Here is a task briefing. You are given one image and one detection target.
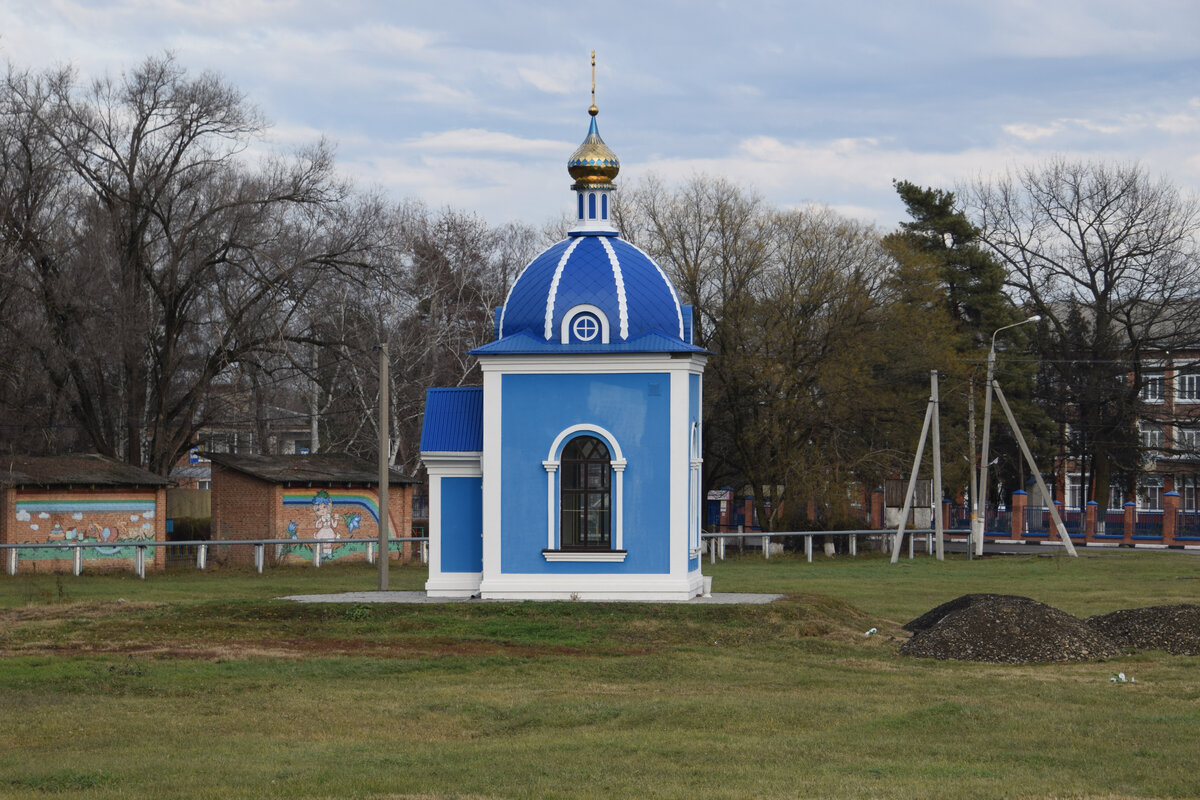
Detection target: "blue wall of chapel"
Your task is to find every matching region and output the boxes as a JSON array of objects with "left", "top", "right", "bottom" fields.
[
  {"left": 500, "top": 372, "right": 672, "bottom": 574},
  {"left": 441, "top": 476, "right": 483, "bottom": 573}
]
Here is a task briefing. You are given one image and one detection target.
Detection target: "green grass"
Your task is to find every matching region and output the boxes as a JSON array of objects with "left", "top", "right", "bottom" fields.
[{"left": 1, "top": 551, "right": 1198, "bottom": 799}]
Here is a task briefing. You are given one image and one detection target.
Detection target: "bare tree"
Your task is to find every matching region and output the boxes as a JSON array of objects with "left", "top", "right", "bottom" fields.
[
  {"left": 0, "top": 55, "right": 390, "bottom": 473},
  {"left": 968, "top": 158, "right": 1200, "bottom": 503},
  {"left": 308, "top": 202, "right": 538, "bottom": 473}
]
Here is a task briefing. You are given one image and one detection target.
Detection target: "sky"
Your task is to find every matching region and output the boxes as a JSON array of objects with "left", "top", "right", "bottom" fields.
[{"left": 2, "top": 0, "right": 1198, "bottom": 231}]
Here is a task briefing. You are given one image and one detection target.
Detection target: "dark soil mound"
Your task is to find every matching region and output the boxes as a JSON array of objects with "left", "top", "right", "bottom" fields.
[
  {"left": 1086, "top": 604, "right": 1200, "bottom": 655},
  {"left": 900, "top": 594, "right": 1123, "bottom": 663},
  {"left": 902, "top": 593, "right": 1031, "bottom": 633}
]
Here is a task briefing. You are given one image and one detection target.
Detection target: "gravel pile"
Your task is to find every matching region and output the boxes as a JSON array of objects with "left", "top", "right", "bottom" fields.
[
  {"left": 900, "top": 594, "right": 1124, "bottom": 663},
  {"left": 1086, "top": 604, "right": 1200, "bottom": 656}
]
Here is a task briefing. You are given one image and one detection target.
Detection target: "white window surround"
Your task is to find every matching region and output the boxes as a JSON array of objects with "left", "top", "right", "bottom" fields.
[
  {"left": 560, "top": 304, "right": 611, "bottom": 344},
  {"left": 541, "top": 424, "right": 627, "bottom": 562},
  {"left": 1141, "top": 373, "right": 1165, "bottom": 403},
  {"left": 1178, "top": 372, "right": 1200, "bottom": 402}
]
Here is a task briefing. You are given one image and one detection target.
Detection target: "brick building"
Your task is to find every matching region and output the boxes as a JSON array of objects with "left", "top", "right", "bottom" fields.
[
  {"left": 0, "top": 455, "right": 168, "bottom": 572},
  {"left": 208, "top": 453, "right": 418, "bottom": 566}
]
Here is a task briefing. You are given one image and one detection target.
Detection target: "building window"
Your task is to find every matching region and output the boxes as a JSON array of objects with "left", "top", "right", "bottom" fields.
[
  {"left": 1182, "top": 476, "right": 1199, "bottom": 510},
  {"left": 601, "top": 193, "right": 608, "bottom": 219},
  {"left": 589, "top": 193, "right": 596, "bottom": 219},
  {"left": 1065, "top": 474, "right": 1082, "bottom": 509},
  {"left": 1177, "top": 427, "right": 1200, "bottom": 455},
  {"left": 1178, "top": 372, "right": 1200, "bottom": 402},
  {"left": 578, "top": 192, "right": 584, "bottom": 220},
  {"left": 1139, "top": 477, "right": 1163, "bottom": 510},
  {"left": 560, "top": 436, "right": 611, "bottom": 549},
  {"left": 1141, "top": 373, "right": 1165, "bottom": 403},
  {"left": 1139, "top": 421, "right": 1164, "bottom": 452},
  {"left": 542, "top": 424, "right": 627, "bottom": 561},
  {"left": 571, "top": 313, "right": 600, "bottom": 342}
]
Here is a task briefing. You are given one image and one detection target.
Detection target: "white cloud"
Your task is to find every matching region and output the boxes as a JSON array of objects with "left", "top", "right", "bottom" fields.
[
  {"left": 16, "top": 510, "right": 30, "bottom": 522},
  {"left": 401, "top": 129, "right": 572, "bottom": 157},
  {"left": 518, "top": 67, "right": 570, "bottom": 95},
  {"left": 1004, "top": 122, "right": 1063, "bottom": 141}
]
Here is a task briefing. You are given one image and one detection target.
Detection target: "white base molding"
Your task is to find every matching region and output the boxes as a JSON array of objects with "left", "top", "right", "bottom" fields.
[
  {"left": 478, "top": 570, "right": 704, "bottom": 601},
  {"left": 425, "top": 572, "right": 483, "bottom": 598}
]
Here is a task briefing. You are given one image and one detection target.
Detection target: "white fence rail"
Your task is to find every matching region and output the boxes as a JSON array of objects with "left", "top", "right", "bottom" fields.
[
  {"left": 0, "top": 537, "right": 429, "bottom": 579},
  {"left": 702, "top": 529, "right": 930, "bottom": 562}
]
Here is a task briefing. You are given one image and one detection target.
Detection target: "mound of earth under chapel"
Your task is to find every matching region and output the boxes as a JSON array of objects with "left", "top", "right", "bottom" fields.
[{"left": 899, "top": 594, "right": 1124, "bottom": 663}]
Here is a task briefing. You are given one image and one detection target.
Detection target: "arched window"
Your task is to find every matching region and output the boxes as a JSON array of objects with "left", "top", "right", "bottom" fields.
[
  {"left": 560, "top": 436, "right": 611, "bottom": 549},
  {"left": 577, "top": 192, "right": 584, "bottom": 220},
  {"left": 601, "top": 193, "right": 608, "bottom": 219},
  {"left": 588, "top": 193, "right": 596, "bottom": 219}
]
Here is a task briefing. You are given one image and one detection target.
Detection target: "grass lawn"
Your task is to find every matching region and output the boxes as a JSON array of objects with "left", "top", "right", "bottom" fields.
[{"left": 1, "top": 551, "right": 1198, "bottom": 799}]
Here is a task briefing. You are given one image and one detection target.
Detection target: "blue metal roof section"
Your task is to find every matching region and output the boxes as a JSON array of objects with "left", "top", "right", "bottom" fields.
[
  {"left": 420, "top": 387, "right": 483, "bottom": 452},
  {"left": 491, "top": 234, "right": 695, "bottom": 353}
]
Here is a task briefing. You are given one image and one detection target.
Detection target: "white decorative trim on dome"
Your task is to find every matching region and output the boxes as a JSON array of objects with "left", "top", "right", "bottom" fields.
[
  {"left": 599, "top": 236, "right": 630, "bottom": 340},
  {"left": 622, "top": 239, "right": 685, "bottom": 340},
  {"left": 499, "top": 240, "right": 569, "bottom": 339},
  {"left": 543, "top": 237, "right": 583, "bottom": 340}
]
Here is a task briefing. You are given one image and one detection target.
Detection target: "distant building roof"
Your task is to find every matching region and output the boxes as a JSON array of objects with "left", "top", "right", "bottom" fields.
[
  {"left": 420, "top": 387, "right": 483, "bottom": 452},
  {"left": 207, "top": 453, "right": 417, "bottom": 486},
  {"left": 169, "top": 463, "right": 212, "bottom": 481},
  {"left": 0, "top": 454, "right": 169, "bottom": 488}
]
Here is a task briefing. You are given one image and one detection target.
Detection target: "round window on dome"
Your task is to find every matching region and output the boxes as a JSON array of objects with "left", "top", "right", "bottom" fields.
[{"left": 572, "top": 313, "right": 601, "bottom": 342}]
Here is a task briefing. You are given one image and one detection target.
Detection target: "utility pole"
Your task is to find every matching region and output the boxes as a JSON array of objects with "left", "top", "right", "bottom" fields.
[
  {"left": 378, "top": 342, "right": 390, "bottom": 591},
  {"left": 310, "top": 342, "right": 320, "bottom": 454},
  {"left": 967, "top": 376, "right": 977, "bottom": 560},
  {"left": 931, "top": 370, "right": 944, "bottom": 561}
]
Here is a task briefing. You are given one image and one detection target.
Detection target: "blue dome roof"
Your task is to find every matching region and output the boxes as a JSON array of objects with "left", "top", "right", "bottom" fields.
[{"left": 495, "top": 234, "right": 687, "bottom": 349}]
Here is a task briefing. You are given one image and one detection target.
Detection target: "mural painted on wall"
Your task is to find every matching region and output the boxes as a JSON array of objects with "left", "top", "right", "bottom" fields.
[
  {"left": 12, "top": 497, "right": 157, "bottom": 560},
  {"left": 277, "top": 489, "right": 393, "bottom": 563}
]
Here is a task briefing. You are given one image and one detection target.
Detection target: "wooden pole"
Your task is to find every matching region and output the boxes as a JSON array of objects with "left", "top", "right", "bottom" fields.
[
  {"left": 891, "top": 399, "right": 934, "bottom": 563},
  {"left": 931, "top": 370, "right": 944, "bottom": 561},
  {"left": 378, "top": 343, "right": 390, "bottom": 590},
  {"left": 992, "top": 380, "right": 1077, "bottom": 556}
]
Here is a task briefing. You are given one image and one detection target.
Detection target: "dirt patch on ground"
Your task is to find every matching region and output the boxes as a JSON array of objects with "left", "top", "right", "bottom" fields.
[
  {"left": 0, "top": 601, "right": 161, "bottom": 623},
  {"left": 1085, "top": 604, "right": 1200, "bottom": 655},
  {"left": 900, "top": 594, "right": 1124, "bottom": 663},
  {"left": 0, "top": 634, "right": 621, "bottom": 661}
]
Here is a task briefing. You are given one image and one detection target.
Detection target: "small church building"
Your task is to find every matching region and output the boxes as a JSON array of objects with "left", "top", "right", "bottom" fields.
[{"left": 420, "top": 89, "right": 708, "bottom": 600}]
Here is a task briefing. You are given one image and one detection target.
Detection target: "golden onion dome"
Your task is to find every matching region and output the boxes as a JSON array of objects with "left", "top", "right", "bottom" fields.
[{"left": 568, "top": 106, "right": 620, "bottom": 188}]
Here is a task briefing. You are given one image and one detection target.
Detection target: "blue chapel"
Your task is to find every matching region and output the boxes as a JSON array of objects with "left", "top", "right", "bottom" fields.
[{"left": 420, "top": 90, "right": 708, "bottom": 600}]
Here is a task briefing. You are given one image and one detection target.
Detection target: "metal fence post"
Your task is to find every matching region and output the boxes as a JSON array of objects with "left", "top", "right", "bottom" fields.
[
  {"left": 805, "top": 534, "right": 813, "bottom": 563},
  {"left": 255, "top": 544, "right": 265, "bottom": 573},
  {"left": 136, "top": 545, "right": 146, "bottom": 579},
  {"left": 7, "top": 548, "right": 17, "bottom": 576},
  {"left": 762, "top": 535, "right": 770, "bottom": 559},
  {"left": 420, "top": 540, "right": 429, "bottom": 565},
  {"left": 197, "top": 544, "right": 207, "bottom": 571},
  {"left": 73, "top": 546, "right": 82, "bottom": 576},
  {"left": 850, "top": 534, "right": 857, "bottom": 556},
  {"left": 719, "top": 536, "right": 726, "bottom": 560},
  {"left": 367, "top": 542, "right": 376, "bottom": 565},
  {"left": 313, "top": 543, "right": 322, "bottom": 568}
]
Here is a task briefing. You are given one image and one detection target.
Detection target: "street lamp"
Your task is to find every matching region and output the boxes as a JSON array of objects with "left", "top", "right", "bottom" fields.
[{"left": 975, "top": 315, "right": 1041, "bottom": 556}]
